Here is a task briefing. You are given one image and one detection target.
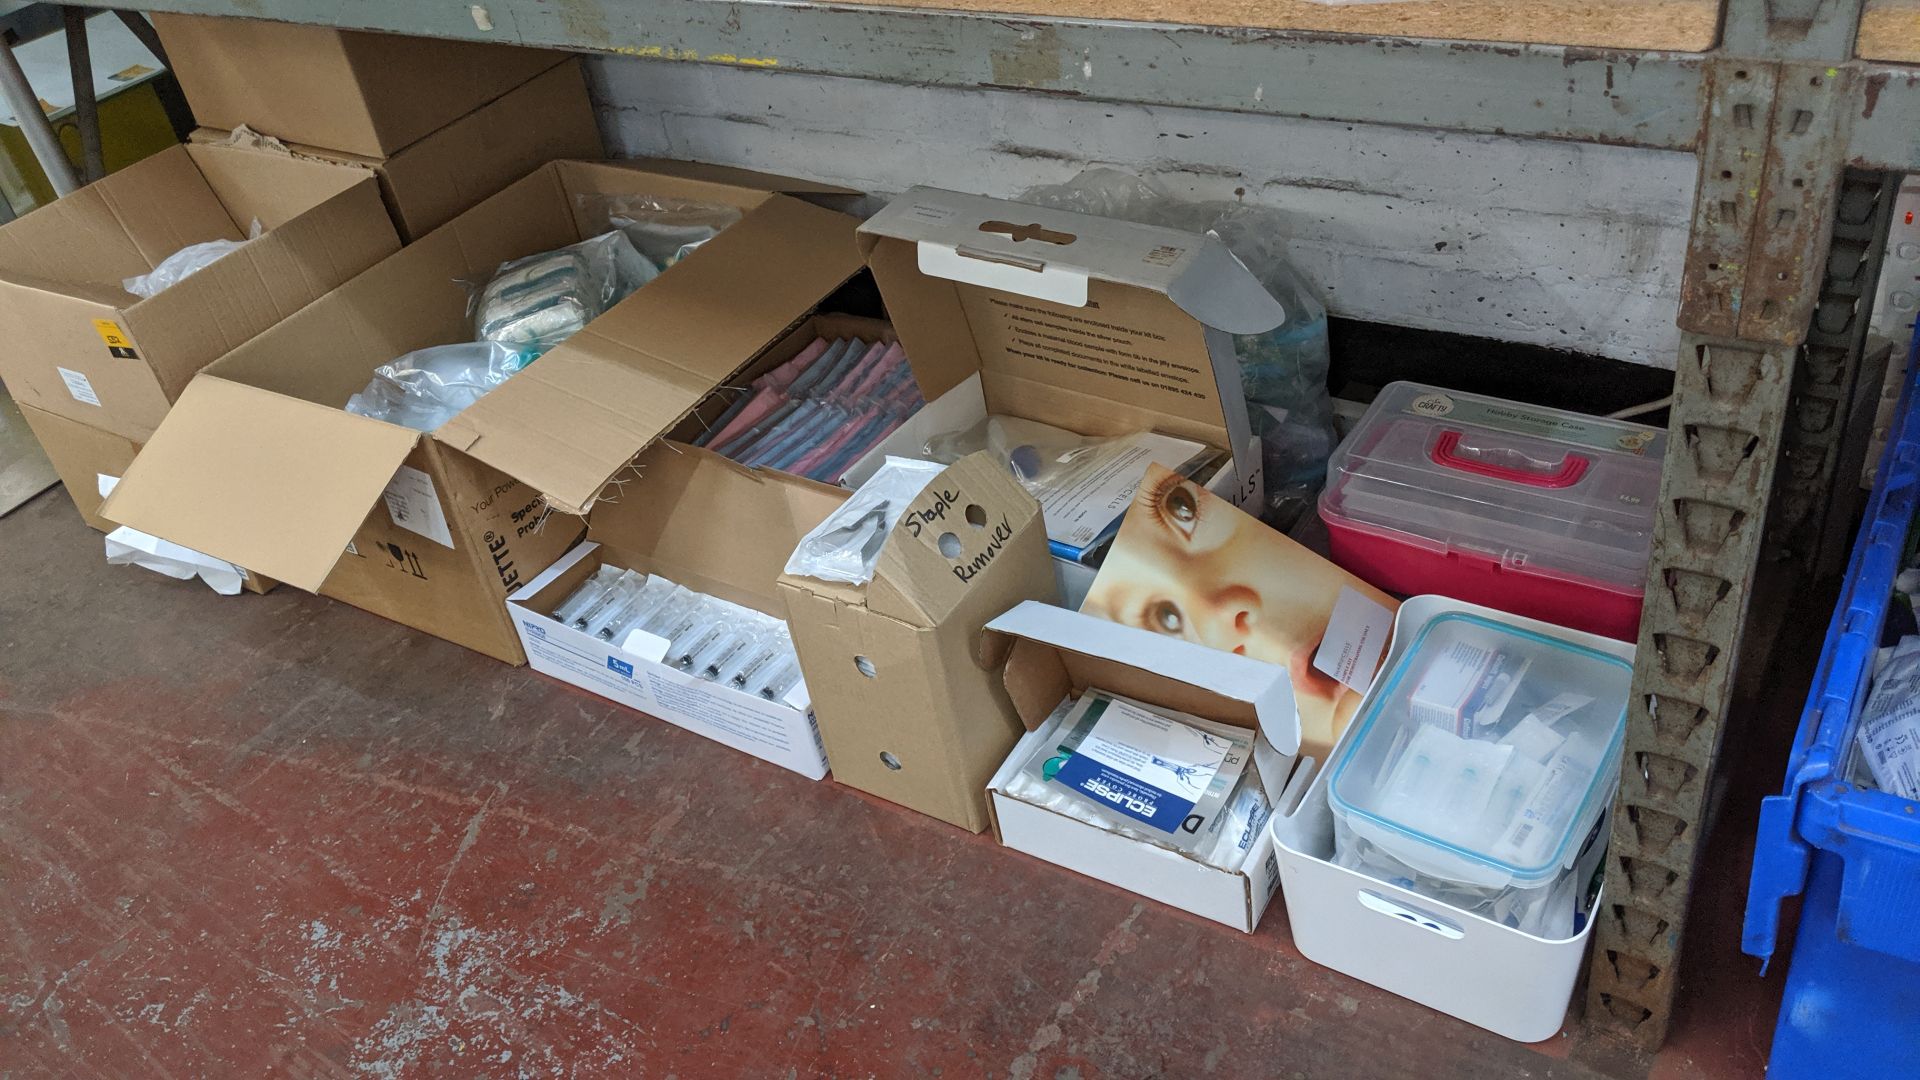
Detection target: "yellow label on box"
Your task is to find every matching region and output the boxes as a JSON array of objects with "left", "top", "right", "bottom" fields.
[
  {"left": 92, "top": 319, "right": 137, "bottom": 359},
  {"left": 109, "top": 64, "right": 155, "bottom": 82},
  {"left": 93, "top": 320, "right": 130, "bottom": 348}
]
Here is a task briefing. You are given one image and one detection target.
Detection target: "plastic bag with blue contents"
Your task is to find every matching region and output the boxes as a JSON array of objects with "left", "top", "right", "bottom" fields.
[
  {"left": 343, "top": 341, "right": 540, "bottom": 433},
  {"left": 472, "top": 230, "right": 656, "bottom": 355}
]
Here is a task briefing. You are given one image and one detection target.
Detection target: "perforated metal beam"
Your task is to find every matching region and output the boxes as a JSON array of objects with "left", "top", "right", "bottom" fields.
[{"left": 1586, "top": 0, "right": 1884, "bottom": 1034}]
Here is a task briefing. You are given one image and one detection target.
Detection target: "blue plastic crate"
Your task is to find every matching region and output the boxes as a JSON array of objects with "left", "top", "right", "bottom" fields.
[{"left": 1744, "top": 334, "right": 1920, "bottom": 1077}]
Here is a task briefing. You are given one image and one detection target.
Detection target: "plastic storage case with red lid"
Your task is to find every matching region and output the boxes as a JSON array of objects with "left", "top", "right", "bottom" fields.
[{"left": 1319, "top": 382, "right": 1663, "bottom": 641}]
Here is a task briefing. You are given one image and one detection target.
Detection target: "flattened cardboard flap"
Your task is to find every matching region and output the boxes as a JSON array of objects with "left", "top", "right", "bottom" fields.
[
  {"left": 987, "top": 600, "right": 1301, "bottom": 755},
  {"left": 865, "top": 452, "right": 1046, "bottom": 625},
  {"left": 858, "top": 187, "right": 1284, "bottom": 334},
  {"left": 101, "top": 377, "right": 421, "bottom": 591},
  {"left": 435, "top": 194, "right": 864, "bottom": 516}
]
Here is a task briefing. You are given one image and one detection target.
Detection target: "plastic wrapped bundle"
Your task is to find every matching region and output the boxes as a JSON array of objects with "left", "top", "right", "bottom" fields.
[
  {"left": 784, "top": 457, "right": 946, "bottom": 585},
  {"left": 344, "top": 341, "right": 537, "bottom": 432},
  {"left": 695, "top": 335, "right": 926, "bottom": 484},
  {"left": 1019, "top": 170, "right": 1335, "bottom": 525},
  {"left": 473, "top": 230, "right": 655, "bottom": 353},
  {"left": 577, "top": 192, "right": 744, "bottom": 270},
  {"left": 123, "top": 219, "right": 262, "bottom": 299}
]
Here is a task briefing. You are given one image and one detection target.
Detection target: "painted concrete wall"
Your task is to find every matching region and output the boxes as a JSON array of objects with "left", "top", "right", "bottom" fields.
[{"left": 586, "top": 58, "right": 1696, "bottom": 368}]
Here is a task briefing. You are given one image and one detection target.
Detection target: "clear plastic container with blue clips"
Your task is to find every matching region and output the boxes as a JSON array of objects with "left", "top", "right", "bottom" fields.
[{"left": 1328, "top": 612, "right": 1633, "bottom": 935}]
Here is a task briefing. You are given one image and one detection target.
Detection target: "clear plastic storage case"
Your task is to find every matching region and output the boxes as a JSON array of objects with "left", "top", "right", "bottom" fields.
[
  {"left": 1319, "top": 382, "right": 1664, "bottom": 640},
  {"left": 1328, "top": 612, "right": 1631, "bottom": 918}
]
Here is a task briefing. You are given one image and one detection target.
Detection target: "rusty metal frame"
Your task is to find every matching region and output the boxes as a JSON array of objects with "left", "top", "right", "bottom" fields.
[
  {"left": 1772, "top": 171, "right": 1898, "bottom": 572},
  {"left": 1587, "top": 0, "right": 1891, "bottom": 1043}
]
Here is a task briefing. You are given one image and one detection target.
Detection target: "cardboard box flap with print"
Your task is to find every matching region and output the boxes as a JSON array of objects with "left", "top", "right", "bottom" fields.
[
  {"left": 854, "top": 186, "right": 1281, "bottom": 510},
  {"left": 864, "top": 452, "right": 1045, "bottom": 625},
  {"left": 778, "top": 451, "right": 1058, "bottom": 834}
]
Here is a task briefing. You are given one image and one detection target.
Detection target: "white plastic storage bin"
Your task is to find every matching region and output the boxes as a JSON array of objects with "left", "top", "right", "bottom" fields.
[
  {"left": 1327, "top": 611, "right": 1630, "bottom": 935},
  {"left": 1271, "top": 595, "right": 1634, "bottom": 1042}
]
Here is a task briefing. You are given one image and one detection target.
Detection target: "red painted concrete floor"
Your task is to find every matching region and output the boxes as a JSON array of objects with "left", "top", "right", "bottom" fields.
[{"left": 1, "top": 490, "right": 1806, "bottom": 1078}]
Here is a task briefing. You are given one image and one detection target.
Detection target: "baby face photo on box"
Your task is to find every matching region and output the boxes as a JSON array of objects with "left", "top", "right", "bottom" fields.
[{"left": 1081, "top": 464, "right": 1398, "bottom": 754}]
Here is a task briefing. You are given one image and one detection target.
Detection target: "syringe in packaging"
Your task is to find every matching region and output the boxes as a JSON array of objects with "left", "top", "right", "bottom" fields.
[
  {"left": 754, "top": 657, "right": 803, "bottom": 702},
  {"left": 552, "top": 565, "right": 622, "bottom": 625},
  {"left": 571, "top": 569, "right": 644, "bottom": 630}
]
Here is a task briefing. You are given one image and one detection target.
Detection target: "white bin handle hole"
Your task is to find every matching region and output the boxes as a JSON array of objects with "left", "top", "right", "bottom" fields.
[{"left": 1356, "top": 890, "right": 1465, "bottom": 939}]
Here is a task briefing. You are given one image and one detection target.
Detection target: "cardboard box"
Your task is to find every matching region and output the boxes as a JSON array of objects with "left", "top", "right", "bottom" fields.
[
  {"left": 1271, "top": 594, "right": 1627, "bottom": 1041},
  {"left": 852, "top": 186, "right": 1276, "bottom": 512},
  {"left": 0, "top": 142, "right": 399, "bottom": 442},
  {"left": 779, "top": 453, "right": 1061, "bottom": 832},
  {"left": 152, "top": 13, "right": 565, "bottom": 159},
  {"left": 196, "top": 60, "right": 605, "bottom": 242},
  {"left": 510, "top": 442, "right": 849, "bottom": 777},
  {"left": 16, "top": 401, "right": 136, "bottom": 532},
  {"left": 983, "top": 600, "right": 1301, "bottom": 932},
  {"left": 16, "top": 403, "right": 273, "bottom": 592},
  {"left": 102, "top": 159, "right": 865, "bottom": 662}
]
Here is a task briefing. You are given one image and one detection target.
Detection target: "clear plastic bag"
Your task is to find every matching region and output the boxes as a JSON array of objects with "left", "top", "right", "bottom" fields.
[
  {"left": 925, "top": 415, "right": 1121, "bottom": 488},
  {"left": 576, "top": 192, "right": 743, "bottom": 271},
  {"left": 785, "top": 457, "right": 945, "bottom": 585},
  {"left": 472, "top": 230, "right": 655, "bottom": 354},
  {"left": 1019, "top": 170, "right": 1335, "bottom": 526},
  {"left": 123, "top": 219, "right": 262, "bottom": 299},
  {"left": 344, "top": 341, "right": 537, "bottom": 432}
]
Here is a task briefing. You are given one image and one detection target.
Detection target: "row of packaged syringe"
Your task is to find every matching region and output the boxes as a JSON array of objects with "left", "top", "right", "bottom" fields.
[{"left": 552, "top": 565, "right": 805, "bottom": 704}]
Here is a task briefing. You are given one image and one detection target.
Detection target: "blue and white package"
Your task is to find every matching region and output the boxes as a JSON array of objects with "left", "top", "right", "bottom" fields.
[{"left": 1012, "top": 690, "right": 1263, "bottom": 865}]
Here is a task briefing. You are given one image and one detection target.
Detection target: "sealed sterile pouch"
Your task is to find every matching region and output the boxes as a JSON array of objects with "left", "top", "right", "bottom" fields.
[
  {"left": 577, "top": 192, "right": 744, "bottom": 270},
  {"left": 123, "top": 219, "right": 263, "bottom": 299},
  {"left": 1856, "top": 634, "right": 1920, "bottom": 799},
  {"left": 784, "top": 457, "right": 945, "bottom": 584},
  {"left": 924, "top": 415, "right": 1213, "bottom": 561},
  {"left": 344, "top": 341, "right": 538, "bottom": 432},
  {"left": 472, "top": 230, "right": 655, "bottom": 353}
]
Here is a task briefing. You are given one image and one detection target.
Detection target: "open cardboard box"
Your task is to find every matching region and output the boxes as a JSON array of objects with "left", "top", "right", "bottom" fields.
[
  {"left": 17, "top": 401, "right": 144, "bottom": 534},
  {"left": 16, "top": 402, "right": 272, "bottom": 593},
  {"left": 153, "top": 12, "right": 566, "bottom": 159},
  {"left": 193, "top": 60, "right": 605, "bottom": 242},
  {"left": 850, "top": 186, "right": 1276, "bottom": 514},
  {"left": 983, "top": 600, "right": 1301, "bottom": 932},
  {"left": 102, "top": 158, "right": 865, "bottom": 663},
  {"left": 1270, "top": 594, "right": 1628, "bottom": 1042},
  {"left": 509, "top": 442, "right": 849, "bottom": 777},
  {"left": 0, "top": 142, "right": 400, "bottom": 441},
  {"left": 778, "top": 452, "right": 1059, "bottom": 832}
]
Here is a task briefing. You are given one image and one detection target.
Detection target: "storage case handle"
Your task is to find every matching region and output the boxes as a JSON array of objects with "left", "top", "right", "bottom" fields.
[
  {"left": 1356, "top": 890, "right": 1466, "bottom": 939},
  {"left": 1429, "top": 430, "right": 1589, "bottom": 489}
]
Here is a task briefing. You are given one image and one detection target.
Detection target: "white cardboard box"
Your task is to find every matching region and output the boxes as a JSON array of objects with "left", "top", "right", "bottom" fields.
[
  {"left": 983, "top": 600, "right": 1300, "bottom": 932},
  {"left": 510, "top": 541, "right": 829, "bottom": 779},
  {"left": 1270, "top": 593, "right": 1630, "bottom": 1042}
]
